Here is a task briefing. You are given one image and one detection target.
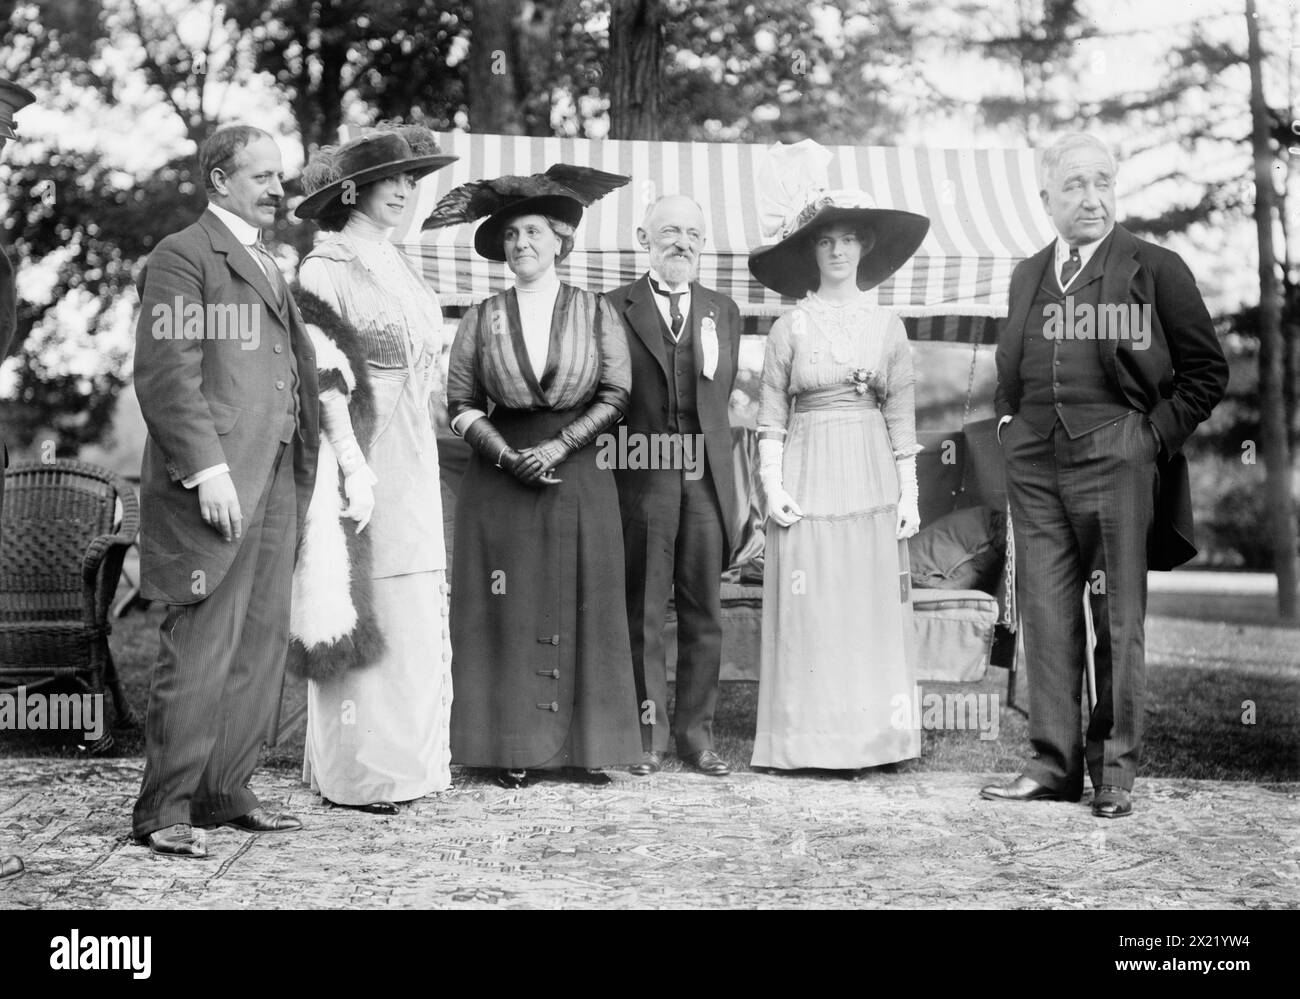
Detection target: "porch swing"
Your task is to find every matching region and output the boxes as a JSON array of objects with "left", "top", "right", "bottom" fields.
[{"left": 910, "top": 333, "right": 1021, "bottom": 705}]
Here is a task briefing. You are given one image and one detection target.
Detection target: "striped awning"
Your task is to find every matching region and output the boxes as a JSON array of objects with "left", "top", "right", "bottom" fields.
[{"left": 368, "top": 131, "right": 1056, "bottom": 342}]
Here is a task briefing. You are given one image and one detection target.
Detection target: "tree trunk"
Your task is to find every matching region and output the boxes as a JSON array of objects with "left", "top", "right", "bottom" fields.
[
  {"left": 1286, "top": 280, "right": 1299, "bottom": 452},
  {"left": 468, "top": 0, "right": 528, "bottom": 134},
  {"left": 608, "top": 0, "right": 662, "bottom": 140},
  {"left": 514, "top": 2, "right": 556, "bottom": 137},
  {"left": 315, "top": 10, "right": 350, "bottom": 148},
  {"left": 1246, "top": 0, "right": 1299, "bottom": 620}
]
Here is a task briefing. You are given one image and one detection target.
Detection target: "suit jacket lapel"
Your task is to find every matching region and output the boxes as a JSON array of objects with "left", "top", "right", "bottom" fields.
[
  {"left": 200, "top": 210, "right": 287, "bottom": 328},
  {"left": 624, "top": 275, "right": 670, "bottom": 381},
  {"left": 1098, "top": 224, "right": 1141, "bottom": 376},
  {"left": 689, "top": 284, "right": 708, "bottom": 381},
  {"left": 1006, "top": 242, "right": 1053, "bottom": 358},
  {"left": 1099, "top": 225, "right": 1140, "bottom": 310}
]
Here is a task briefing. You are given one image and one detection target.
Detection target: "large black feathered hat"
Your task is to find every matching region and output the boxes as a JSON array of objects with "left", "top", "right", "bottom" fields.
[{"left": 423, "top": 164, "right": 630, "bottom": 261}]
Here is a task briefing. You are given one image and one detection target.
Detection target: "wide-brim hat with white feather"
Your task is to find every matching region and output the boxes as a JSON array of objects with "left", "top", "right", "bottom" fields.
[
  {"left": 747, "top": 140, "right": 930, "bottom": 299},
  {"left": 295, "top": 125, "right": 457, "bottom": 221}
]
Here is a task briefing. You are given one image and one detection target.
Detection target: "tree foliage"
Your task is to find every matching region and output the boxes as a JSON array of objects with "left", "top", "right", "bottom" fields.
[{"left": 0, "top": 0, "right": 1291, "bottom": 464}]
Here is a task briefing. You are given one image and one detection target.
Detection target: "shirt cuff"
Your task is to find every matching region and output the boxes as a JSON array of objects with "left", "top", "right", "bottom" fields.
[{"left": 182, "top": 463, "right": 230, "bottom": 489}]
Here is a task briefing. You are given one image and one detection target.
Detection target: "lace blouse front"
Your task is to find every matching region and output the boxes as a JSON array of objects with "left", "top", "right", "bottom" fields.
[
  {"left": 298, "top": 212, "right": 444, "bottom": 378},
  {"left": 759, "top": 292, "right": 920, "bottom": 458}
]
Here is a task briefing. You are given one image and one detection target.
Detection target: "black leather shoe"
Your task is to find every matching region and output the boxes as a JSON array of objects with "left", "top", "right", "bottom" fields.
[
  {"left": 324, "top": 798, "right": 399, "bottom": 815},
  {"left": 629, "top": 751, "right": 662, "bottom": 777},
  {"left": 136, "top": 823, "right": 209, "bottom": 858},
  {"left": 566, "top": 768, "right": 612, "bottom": 786},
  {"left": 0, "top": 854, "right": 25, "bottom": 879},
  {"left": 1092, "top": 785, "right": 1133, "bottom": 819},
  {"left": 221, "top": 807, "right": 302, "bottom": 833},
  {"left": 681, "top": 749, "right": 731, "bottom": 776},
  {"left": 494, "top": 769, "right": 529, "bottom": 789},
  {"left": 979, "top": 773, "right": 1081, "bottom": 803}
]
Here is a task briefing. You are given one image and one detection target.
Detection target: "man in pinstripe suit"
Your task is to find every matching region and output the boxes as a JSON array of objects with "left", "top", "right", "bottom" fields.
[
  {"left": 131, "top": 125, "right": 319, "bottom": 857},
  {"left": 981, "top": 134, "right": 1226, "bottom": 818}
]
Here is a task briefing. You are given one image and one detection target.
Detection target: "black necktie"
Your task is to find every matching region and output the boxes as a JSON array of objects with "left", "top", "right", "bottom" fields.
[
  {"left": 650, "top": 278, "right": 685, "bottom": 339},
  {"left": 1060, "top": 246, "right": 1082, "bottom": 290}
]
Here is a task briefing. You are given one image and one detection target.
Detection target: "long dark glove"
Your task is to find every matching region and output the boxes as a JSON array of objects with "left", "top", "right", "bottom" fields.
[
  {"left": 462, "top": 416, "right": 558, "bottom": 486},
  {"left": 514, "top": 401, "right": 623, "bottom": 485}
]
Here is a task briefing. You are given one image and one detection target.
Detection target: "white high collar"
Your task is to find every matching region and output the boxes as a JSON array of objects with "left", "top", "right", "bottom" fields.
[
  {"left": 343, "top": 210, "right": 394, "bottom": 243},
  {"left": 207, "top": 202, "right": 261, "bottom": 246},
  {"left": 514, "top": 267, "right": 561, "bottom": 295}
]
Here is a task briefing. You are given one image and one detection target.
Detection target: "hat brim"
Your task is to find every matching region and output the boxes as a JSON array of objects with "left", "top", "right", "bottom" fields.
[
  {"left": 0, "top": 81, "right": 36, "bottom": 142},
  {"left": 294, "top": 154, "right": 458, "bottom": 220},
  {"left": 473, "top": 195, "right": 585, "bottom": 262},
  {"left": 748, "top": 206, "right": 930, "bottom": 299}
]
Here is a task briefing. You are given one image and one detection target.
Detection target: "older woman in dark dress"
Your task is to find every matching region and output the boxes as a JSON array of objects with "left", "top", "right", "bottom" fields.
[{"left": 436, "top": 171, "right": 641, "bottom": 788}]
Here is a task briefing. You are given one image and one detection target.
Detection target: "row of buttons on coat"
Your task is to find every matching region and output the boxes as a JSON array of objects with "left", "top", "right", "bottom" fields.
[{"left": 536, "top": 635, "right": 561, "bottom": 710}]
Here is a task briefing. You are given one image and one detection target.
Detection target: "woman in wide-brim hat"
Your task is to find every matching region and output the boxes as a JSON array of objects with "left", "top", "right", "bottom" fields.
[
  {"left": 430, "top": 164, "right": 643, "bottom": 789},
  {"left": 293, "top": 129, "right": 456, "bottom": 224},
  {"left": 747, "top": 196, "right": 929, "bottom": 300},
  {"left": 747, "top": 167, "right": 931, "bottom": 773},
  {"left": 290, "top": 123, "right": 458, "bottom": 813}
]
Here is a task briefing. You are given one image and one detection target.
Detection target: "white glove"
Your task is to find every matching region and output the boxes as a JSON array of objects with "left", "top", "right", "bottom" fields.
[
  {"left": 758, "top": 436, "right": 803, "bottom": 528},
  {"left": 896, "top": 454, "right": 920, "bottom": 540},
  {"left": 319, "top": 388, "right": 377, "bottom": 532},
  {"left": 332, "top": 431, "right": 367, "bottom": 477},
  {"left": 343, "top": 465, "right": 378, "bottom": 533}
]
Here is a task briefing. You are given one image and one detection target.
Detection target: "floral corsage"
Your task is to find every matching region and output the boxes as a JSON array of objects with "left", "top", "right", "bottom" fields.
[{"left": 847, "top": 367, "right": 881, "bottom": 396}]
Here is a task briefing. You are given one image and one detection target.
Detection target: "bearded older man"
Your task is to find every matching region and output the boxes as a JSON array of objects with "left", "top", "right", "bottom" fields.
[{"left": 607, "top": 194, "right": 742, "bottom": 777}]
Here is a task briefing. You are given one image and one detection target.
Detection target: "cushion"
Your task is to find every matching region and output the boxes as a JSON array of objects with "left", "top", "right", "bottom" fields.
[
  {"left": 916, "top": 429, "right": 966, "bottom": 525},
  {"left": 909, "top": 505, "right": 1006, "bottom": 592},
  {"left": 954, "top": 417, "right": 1007, "bottom": 512},
  {"left": 910, "top": 587, "right": 999, "bottom": 682}
]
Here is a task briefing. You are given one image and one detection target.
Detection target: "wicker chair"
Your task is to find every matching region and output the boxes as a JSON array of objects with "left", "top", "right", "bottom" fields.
[{"left": 1, "top": 459, "right": 139, "bottom": 731}]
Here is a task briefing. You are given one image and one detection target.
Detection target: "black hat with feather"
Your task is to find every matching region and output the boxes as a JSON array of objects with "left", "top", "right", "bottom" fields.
[
  {"left": 423, "top": 164, "right": 630, "bottom": 262},
  {"left": 0, "top": 79, "right": 35, "bottom": 141}
]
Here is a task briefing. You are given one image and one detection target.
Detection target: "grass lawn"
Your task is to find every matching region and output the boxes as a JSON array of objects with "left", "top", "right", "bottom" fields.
[{"left": 3, "top": 583, "right": 1297, "bottom": 784}]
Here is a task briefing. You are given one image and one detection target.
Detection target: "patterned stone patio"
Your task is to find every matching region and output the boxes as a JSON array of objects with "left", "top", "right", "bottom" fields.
[{"left": 1, "top": 760, "right": 1295, "bottom": 909}]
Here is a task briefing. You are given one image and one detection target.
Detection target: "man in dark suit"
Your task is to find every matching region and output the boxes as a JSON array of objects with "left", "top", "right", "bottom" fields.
[
  {"left": 981, "top": 133, "right": 1227, "bottom": 818},
  {"left": 608, "top": 194, "right": 742, "bottom": 777},
  {"left": 130, "top": 124, "right": 319, "bottom": 857},
  {"left": 0, "top": 76, "right": 36, "bottom": 882}
]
